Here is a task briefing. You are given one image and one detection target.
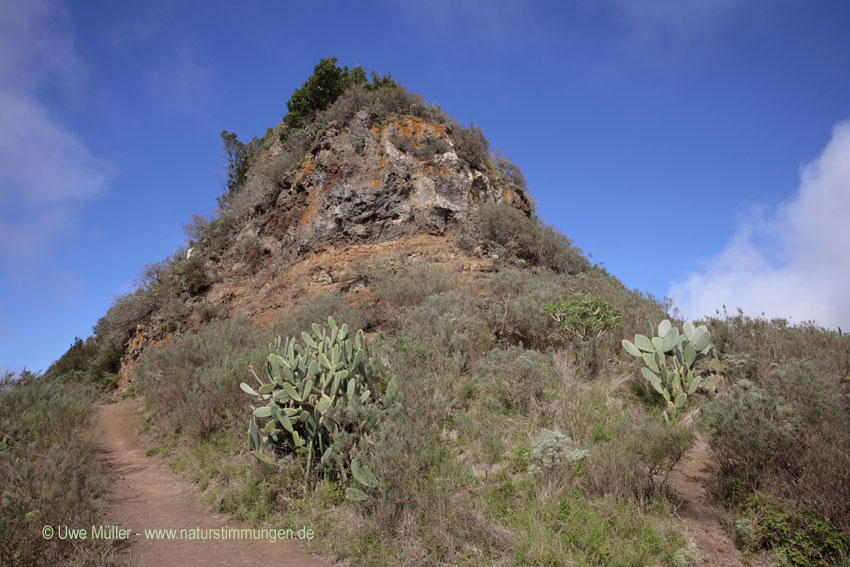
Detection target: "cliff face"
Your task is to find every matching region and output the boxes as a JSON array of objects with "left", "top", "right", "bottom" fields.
[{"left": 240, "top": 110, "right": 531, "bottom": 263}]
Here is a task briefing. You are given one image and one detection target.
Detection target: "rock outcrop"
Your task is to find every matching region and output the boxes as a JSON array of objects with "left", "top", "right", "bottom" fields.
[{"left": 243, "top": 110, "right": 531, "bottom": 263}]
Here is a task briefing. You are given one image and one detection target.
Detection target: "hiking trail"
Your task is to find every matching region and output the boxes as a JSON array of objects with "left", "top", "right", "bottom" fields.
[
  {"left": 92, "top": 400, "right": 329, "bottom": 567},
  {"left": 668, "top": 436, "right": 768, "bottom": 567}
]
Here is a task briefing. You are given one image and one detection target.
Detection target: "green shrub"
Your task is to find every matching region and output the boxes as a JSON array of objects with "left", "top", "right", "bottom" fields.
[
  {"left": 216, "top": 130, "right": 256, "bottom": 209},
  {"left": 672, "top": 545, "right": 699, "bottom": 567},
  {"left": 41, "top": 337, "right": 119, "bottom": 389},
  {"left": 584, "top": 409, "right": 692, "bottom": 505},
  {"left": 527, "top": 429, "right": 588, "bottom": 476},
  {"left": 402, "top": 292, "right": 495, "bottom": 377},
  {"left": 173, "top": 254, "right": 212, "bottom": 296},
  {"left": 134, "top": 319, "right": 267, "bottom": 439},
  {"left": 759, "top": 364, "right": 850, "bottom": 531},
  {"left": 0, "top": 371, "right": 96, "bottom": 451},
  {"left": 94, "top": 289, "right": 155, "bottom": 353},
  {"left": 492, "top": 153, "right": 528, "bottom": 194},
  {"left": 452, "top": 123, "right": 489, "bottom": 170},
  {"left": 489, "top": 478, "right": 684, "bottom": 567},
  {"left": 192, "top": 216, "right": 237, "bottom": 259},
  {"left": 482, "top": 270, "right": 565, "bottom": 349},
  {"left": 700, "top": 380, "right": 798, "bottom": 499},
  {"left": 42, "top": 337, "right": 97, "bottom": 380},
  {"left": 386, "top": 118, "right": 450, "bottom": 159},
  {"left": 1, "top": 442, "right": 111, "bottom": 566},
  {"left": 283, "top": 57, "right": 368, "bottom": 129},
  {"left": 545, "top": 296, "right": 622, "bottom": 342},
  {"left": 473, "top": 346, "right": 557, "bottom": 413},
  {"left": 706, "top": 310, "right": 850, "bottom": 381},
  {"left": 734, "top": 493, "right": 849, "bottom": 566},
  {"left": 479, "top": 200, "right": 589, "bottom": 273}
]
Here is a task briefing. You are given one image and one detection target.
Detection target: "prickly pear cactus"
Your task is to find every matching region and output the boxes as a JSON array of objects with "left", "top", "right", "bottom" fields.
[
  {"left": 241, "top": 316, "right": 397, "bottom": 499},
  {"left": 622, "top": 320, "right": 713, "bottom": 422}
]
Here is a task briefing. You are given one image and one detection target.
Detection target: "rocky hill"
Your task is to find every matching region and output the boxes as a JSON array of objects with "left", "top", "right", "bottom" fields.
[
  {"left": 116, "top": 74, "right": 542, "bottom": 386},
  {"left": 16, "top": 58, "right": 848, "bottom": 567}
]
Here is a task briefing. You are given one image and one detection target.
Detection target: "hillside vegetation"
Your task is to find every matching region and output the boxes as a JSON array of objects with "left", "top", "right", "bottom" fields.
[
  {"left": 0, "top": 370, "right": 114, "bottom": 565},
  {"left": 4, "top": 58, "right": 849, "bottom": 567}
]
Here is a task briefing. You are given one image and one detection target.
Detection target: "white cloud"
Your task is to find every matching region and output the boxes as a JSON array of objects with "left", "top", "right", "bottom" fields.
[
  {"left": 670, "top": 120, "right": 850, "bottom": 329},
  {"left": 0, "top": 0, "right": 77, "bottom": 90},
  {"left": 0, "top": 0, "right": 110, "bottom": 280}
]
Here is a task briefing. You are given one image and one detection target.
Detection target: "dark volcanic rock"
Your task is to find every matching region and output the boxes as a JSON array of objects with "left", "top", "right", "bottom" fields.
[{"left": 248, "top": 110, "right": 531, "bottom": 259}]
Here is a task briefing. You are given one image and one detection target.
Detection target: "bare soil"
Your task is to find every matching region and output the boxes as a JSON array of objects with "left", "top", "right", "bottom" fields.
[
  {"left": 669, "top": 437, "right": 769, "bottom": 567},
  {"left": 117, "top": 233, "right": 494, "bottom": 392},
  {"left": 92, "top": 400, "right": 329, "bottom": 566}
]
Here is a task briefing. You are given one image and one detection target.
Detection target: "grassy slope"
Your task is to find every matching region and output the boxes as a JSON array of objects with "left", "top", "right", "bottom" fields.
[
  {"left": 0, "top": 371, "right": 115, "bottom": 566},
  {"left": 130, "top": 252, "right": 850, "bottom": 566}
]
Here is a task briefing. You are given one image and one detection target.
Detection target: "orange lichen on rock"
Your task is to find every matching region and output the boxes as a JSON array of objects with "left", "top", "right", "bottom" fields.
[
  {"left": 423, "top": 163, "right": 449, "bottom": 179},
  {"left": 299, "top": 188, "right": 321, "bottom": 228}
]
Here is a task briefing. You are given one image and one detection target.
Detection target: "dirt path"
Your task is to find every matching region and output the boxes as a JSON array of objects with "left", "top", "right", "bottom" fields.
[
  {"left": 668, "top": 437, "right": 767, "bottom": 567},
  {"left": 92, "top": 400, "right": 329, "bottom": 567}
]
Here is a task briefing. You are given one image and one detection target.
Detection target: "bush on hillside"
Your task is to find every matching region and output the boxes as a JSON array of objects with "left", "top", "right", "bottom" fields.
[
  {"left": 493, "top": 152, "right": 529, "bottom": 194},
  {"left": 701, "top": 380, "right": 798, "bottom": 499},
  {"left": 701, "top": 320, "right": 850, "bottom": 530},
  {"left": 401, "top": 292, "right": 495, "bottom": 378},
  {"left": 733, "top": 492, "right": 849, "bottom": 566},
  {"left": 133, "top": 319, "right": 267, "bottom": 439},
  {"left": 217, "top": 130, "right": 260, "bottom": 210},
  {"left": 482, "top": 270, "right": 565, "bottom": 350},
  {"left": 584, "top": 412, "right": 692, "bottom": 506},
  {"left": 344, "top": 336, "right": 511, "bottom": 565},
  {"left": 41, "top": 337, "right": 119, "bottom": 389},
  {"left": 545, "top": 296, "right": 622, "bottom": 342},
  {"left": 473, "top": 346, "right": 557, "bottom": 414},
  {"left": 479, "top": 201, "right": 589, "bottom": 274},
  {"left": 283, "top": 57, "right": 370, "bottom": 129},
  {"left": 453, "top": 123, "right": 490, "bottom": 171},
  {"left": 706, "top": 310, "right": 850, "bottom": 381},
  {"left": 173, "top": 254, "right": 212, "bottom": 296},
  {"left": 93, "top": 289, "right": 155, "bottom": 359}
]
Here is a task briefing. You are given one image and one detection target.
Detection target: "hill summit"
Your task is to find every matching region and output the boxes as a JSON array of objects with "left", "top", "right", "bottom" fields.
[{"left": 97, "top": 58, "right": 584, "bottom": 387}]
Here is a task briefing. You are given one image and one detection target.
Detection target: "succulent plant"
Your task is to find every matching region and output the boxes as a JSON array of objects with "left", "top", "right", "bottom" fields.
[
  {"left": 622, "top": 320, "right": 713, "bottom": 422},
  {"left": 544, "top": 296, "right": 621, "bottom": 342},
  {"left": 241, "top": 316, "right": 397, "bottom": 498}
]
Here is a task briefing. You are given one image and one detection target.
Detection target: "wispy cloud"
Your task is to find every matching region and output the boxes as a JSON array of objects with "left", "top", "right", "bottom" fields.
[
  {"left": 606, "top": 0, "right": 751, "bottom": 35},
  {"left": 148, "top": 47, "right": 214, "bottom": 114},
  {"left": 106, "top": 10, "right": 214, "bottom": 115},
  {"left": 0, "top": 0, "right": 77, "bottom": 90},
  {"left": 385, "top": 0, "right": 542, "bottom": 51},
  {"left": 0, "top": 0, "right": 110, "bottom": 281},
  {"left": 106, "top": 11, "right": 168, "bottom": 48},
  {"left": 670, "top": 120, "right": 850, "bottom": 328}
]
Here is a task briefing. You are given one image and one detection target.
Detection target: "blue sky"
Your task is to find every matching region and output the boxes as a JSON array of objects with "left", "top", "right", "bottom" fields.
[{"left": 2, "top": 0, "right": 849, "bottom": 374}]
